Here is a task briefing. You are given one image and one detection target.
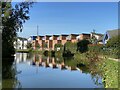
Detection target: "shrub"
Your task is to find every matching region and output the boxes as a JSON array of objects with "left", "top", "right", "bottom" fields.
[
  {"left": 65, "top": 41, "right": 77, "bottom": 53},
  {"left": 54, "top": 43, "right": 63, "bottom": 52},
  {"left": 88, "top": 44, "right": 103, "bottom": 53},
  {"left": 51, "top": 50, "right": 55, "bottom": 57},
  {"left": 106, "top": 35, "right": 120, "bottom": 48},
  {"left": 106, "top": 35, "right": 120, "bottom": 59},
  {"left": 43, "top": 50, "right": 49, "bottom": 56}
]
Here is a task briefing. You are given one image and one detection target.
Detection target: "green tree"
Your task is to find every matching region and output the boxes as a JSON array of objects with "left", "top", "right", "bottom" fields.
[
  {"left": 65, "top": 41, "right": 77, "bottom": 53},
  {"left": 77, "top": 39, "right": 90, "bottom": 53},
  {"left": 2, "top": 2, "right": 33, "bottom": 57},
  {"left": 54, "top": 43, "right": 63, "bottom": 51},
  {"left": 27, "top": 42, "right": 32, "bottom": 49},
  {"left": 106, "top": 35, "right": 120, "bottom": 59},
  {"left": 89, "top": 36, "right": 97, "bottom": 44},
  {"left": 106, "top": 35, "right": 120, "bottom": 48}
]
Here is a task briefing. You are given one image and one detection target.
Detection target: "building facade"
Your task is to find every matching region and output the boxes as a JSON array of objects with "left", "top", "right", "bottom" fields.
[
  {"left": 14, "top": 37, "right": 28, "bottom": 50},
  {"left": 32, "top": 32, "right": 103, "bottom": 50}
]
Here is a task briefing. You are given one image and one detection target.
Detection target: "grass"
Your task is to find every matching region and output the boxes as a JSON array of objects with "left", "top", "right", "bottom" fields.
[
  {"left": 16, "top": 49, "right": 30, "bottom": 53},
  {"left": 101, "top": 59, "right": 119, "bottom": 88},
  {"left": 74, "top": 52, "right": 119, "bottom": 88}
]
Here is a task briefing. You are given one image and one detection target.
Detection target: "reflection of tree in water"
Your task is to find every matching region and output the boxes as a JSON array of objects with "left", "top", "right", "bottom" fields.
[
  {"left": 29, "top": 53, "right": 104, "bottom": 87},
  {"left": 64, "top": 57, "right": 77, "bottom": 68},
  {"left": 91, "top": 74, "right": 103, "bottom": 87},
  {"left": 79, "top": 63, "right": 103, "bottom": 87},
  {"left": 27, "top": 52, "right": 34, "bottom": 60},
  {"left": 2, "top": 57, "right": 22, "bottom": 88},
  {"left": 63, "top": 57, "right": 104, "bottom": 87},
  {"left": 54, "top": 56, "right": 64, "bottom": 64}
]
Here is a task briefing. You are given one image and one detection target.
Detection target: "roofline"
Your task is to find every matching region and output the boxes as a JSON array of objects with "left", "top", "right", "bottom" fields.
[
  {"left": 70, "top": 34, "right": 79, "bottom": 36},
  {"left": 107, "top": 29, "right": 120, "bottom": 32},
  {"left": 81, "top": 33, "right": 90, "bottom": 35}
]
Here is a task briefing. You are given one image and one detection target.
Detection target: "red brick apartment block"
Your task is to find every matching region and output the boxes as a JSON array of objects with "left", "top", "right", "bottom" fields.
[
  {"left": 33, "top": 33, "right": 91, "bottom": 50},
  {"left": 79, "top": 33, "right": 91, "bottom": 40},
  {"left": 58, "top": 35, "right": 68, "bottom": 45},
  {"left": 66, "top": 34, "right": 79, "bottom": 43}
]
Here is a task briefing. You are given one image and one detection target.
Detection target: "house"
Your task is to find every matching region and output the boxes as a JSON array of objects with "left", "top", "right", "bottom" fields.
[
  {"left": 90, "top": 32, "right": 103, "bottom": 44},
  {"left": 91, "top": 32, "right": 103, "bottom": 40},
  {"left": 76, "top": 33, "right": 90, "bottom": 41},
  {"left": 36, "top": 36, "right": 44, "bottom": 50},
  {"left": 28, "top": 36, "right": 37, "bottom": 50},
  {"left": 57, "top": 34, "right": 68, "bottom": 45},
  {"left": 103, "top": 29, "right": 119, "bottom": 44},
  {"left": 32, "top": 31, "right": 105, "bottom": 50},
  {"left": 49, "top": 35, "right": 59, "bottom": 50},
  {"left": 14, "top": 37, "right": 28, "bottom": 50},
  {"left": 45, "top": 35, "right": 51, "bottom": 50},
  {"left": 66, "top": 34, "right": 79, "bottom": 43}
]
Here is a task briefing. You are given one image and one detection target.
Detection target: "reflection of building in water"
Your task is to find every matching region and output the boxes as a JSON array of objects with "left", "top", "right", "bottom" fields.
[
  {"left": 49, "top": 57, "right": 57, "bottom": 68},
  {"left": 57, "top": 61, "right": 66, "bottom": 70},
  {"left": 15, "top": 53, "right": 28, "bottom": 63},
  {"left": 65, "top": 66, "right": 77, "bottom": 71},
  {"left": 31, "top": 55, "right": 82, "bottom": 71}
]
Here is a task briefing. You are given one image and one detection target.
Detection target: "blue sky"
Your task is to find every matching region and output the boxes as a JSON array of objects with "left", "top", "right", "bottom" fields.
[{"left": 12, "top": 2, "right": 118, "bottom": 38}]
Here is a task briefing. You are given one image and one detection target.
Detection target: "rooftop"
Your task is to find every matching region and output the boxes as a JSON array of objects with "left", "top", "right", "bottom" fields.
[{"left": 107, "top": 29, "right": 119, "bottom": 37}]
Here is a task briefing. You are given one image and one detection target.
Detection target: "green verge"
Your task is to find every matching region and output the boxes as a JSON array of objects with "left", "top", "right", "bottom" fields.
[
  {"left": 101, "top": 59, "right": 119, "bottom": 88},
  {"left": 74, "top": 52, "right": 119, "bottom": 88}
]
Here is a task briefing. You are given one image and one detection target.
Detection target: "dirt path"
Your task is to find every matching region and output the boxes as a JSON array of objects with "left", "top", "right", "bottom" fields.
[
  {"left": 98, "top": 56, "right": 120, "bottom": 62},
  {"left": 108, "top": 58, "right": 120, "bottom": 62}
]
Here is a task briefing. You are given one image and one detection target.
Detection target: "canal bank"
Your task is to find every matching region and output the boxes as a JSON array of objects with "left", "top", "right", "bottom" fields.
[{"left": 2, "top": 53, "right": 119, "bottom": 88}]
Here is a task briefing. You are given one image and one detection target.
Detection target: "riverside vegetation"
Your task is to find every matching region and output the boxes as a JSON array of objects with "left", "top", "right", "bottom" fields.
[
  {"left": 2, "top": 1, "right": 119, "bottom": 88},
  {"left": 28, "top": 35, "right": 119, "bottom": 88}
]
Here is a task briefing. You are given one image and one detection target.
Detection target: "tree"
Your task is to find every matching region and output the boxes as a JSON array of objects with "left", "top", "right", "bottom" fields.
[
  {"left": 2, "top": 2, "right": 33, "bottom": 57},
  {"left": 106, "top": 35, "right": 120, "bottom": 48},
  {"left": 54, "top": 43, "right": 63, "bottom": 51},
  {"left": 65, "top": 41, "right": 77, "bottom": 53},
  {"left": 26, "top": 42, "right": 32, "bottom": 49},
  {"left": 89, "top": 36, "right": 97, "bottom": 44},
  {"left": 106, "top": 35, "right": 120, "bottom": 58},
  {"left": 77, "top": 39, "right": 90, "bottom": 53}
]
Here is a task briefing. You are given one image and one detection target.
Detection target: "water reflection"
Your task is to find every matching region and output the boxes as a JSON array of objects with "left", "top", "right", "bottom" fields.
[
  {"left": 31, "top": 54, "right": 79, "bottom": 71},
  {"left": 15, "top": 53, "right": 27, "bottom": 63},
  {"left": 3, "top": 53, "right": 104, "bottom": 88},
  {"left": 2, "top": 57, "right": 22, "bottom": 88},
  {"left": 29, "top": 53, "right": 103, "bottom": 87}
]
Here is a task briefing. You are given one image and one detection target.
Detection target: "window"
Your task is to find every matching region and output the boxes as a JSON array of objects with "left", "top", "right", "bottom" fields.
[{"left": 66, "top": 36, "right": 71, "bottom": 40}]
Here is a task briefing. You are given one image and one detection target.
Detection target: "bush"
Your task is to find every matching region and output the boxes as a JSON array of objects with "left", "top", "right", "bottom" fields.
[
  {"left": 65, "top": 41, "right": 77, "bottom": 53},
  {"left": 43, "top": 50, "right": 49, "bottom": 56},
  {"left": 106, "top": 35, "right": 120, "bottom": 59},
  {"left": 88, "top": 44, "right": 103, "bottom": 53},
  {"left": 106, "top": 35, "right": 120, "bottom": 48},
  {"left": 51, "top": 50, "right": 55, "bottom": 57},
  {"left": 54, "top": 43, "right": 63, "bottom": 52}
]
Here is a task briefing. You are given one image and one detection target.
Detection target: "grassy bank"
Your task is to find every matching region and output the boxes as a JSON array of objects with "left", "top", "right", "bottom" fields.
[
  {"left": 16, "top": 49, "right": 30, "bottom": 53},
  {"left": 73, "top": 51, "right": 119, "bottom": 88},
  {"left": 16, "top": 49, "right": 44, "bottom": 54},
  {"left": 101, "top": 59, "right": 119, "bottom": 88}
]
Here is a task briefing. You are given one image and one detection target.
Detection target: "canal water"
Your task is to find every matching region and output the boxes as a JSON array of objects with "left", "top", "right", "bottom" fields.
[{"left": 2, "top": 53, "right": 104, "bottom": 88}]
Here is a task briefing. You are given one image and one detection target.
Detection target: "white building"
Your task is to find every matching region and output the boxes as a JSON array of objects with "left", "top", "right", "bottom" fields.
[
  {"left": 14, "top": 37, "right": 28, "bottom": 50},
  {"left": 90, "top": 32, "right": 103, "bottom": 44}
]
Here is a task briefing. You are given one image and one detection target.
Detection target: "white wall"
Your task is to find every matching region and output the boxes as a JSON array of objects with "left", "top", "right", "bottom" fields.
[{"left": 14, "top": 38, "right": 28, "bottom": 50}]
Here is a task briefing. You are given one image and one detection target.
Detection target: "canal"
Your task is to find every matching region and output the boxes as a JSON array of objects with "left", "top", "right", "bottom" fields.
[{"left": 2, "top": 53, "right": 104, "bottom": 88}]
